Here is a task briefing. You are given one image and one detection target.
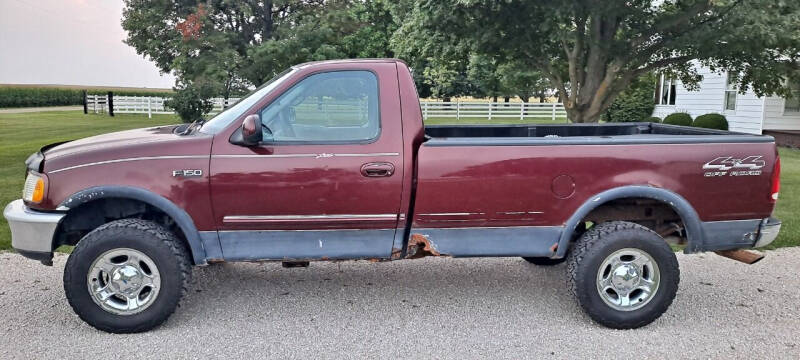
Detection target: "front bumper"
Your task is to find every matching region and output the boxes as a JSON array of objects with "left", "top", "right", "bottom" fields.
[{"left": 3, "top": 199, "right": 65, "bottom": 265}]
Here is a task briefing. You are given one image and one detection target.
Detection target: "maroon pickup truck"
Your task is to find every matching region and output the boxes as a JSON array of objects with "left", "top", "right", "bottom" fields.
[{"left": 5, "top": 59, "right": 782, "bottom": 333}]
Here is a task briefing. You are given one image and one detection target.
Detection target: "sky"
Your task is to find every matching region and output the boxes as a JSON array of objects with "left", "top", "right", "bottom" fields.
[{"left": 0, "top": 0, "right": 176, "bottom": 88}]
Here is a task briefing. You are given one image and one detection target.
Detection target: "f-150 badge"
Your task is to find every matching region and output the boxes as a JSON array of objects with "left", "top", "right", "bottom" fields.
[
  {"left": 172, "top": 169, "right": 203, "bottom": 178},
  {"left": 703, "top": 156, "right": 765, "bottom": 177}
]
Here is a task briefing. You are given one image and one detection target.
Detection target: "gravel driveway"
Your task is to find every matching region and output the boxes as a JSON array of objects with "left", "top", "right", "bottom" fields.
[{"left": 1, "top": 248, "right": 799, "bottom": 359}]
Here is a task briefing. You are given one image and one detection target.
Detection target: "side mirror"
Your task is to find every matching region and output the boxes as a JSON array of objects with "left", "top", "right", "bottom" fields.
[{"left": 236, "top": 114, "right": 262, "bottom": 146}]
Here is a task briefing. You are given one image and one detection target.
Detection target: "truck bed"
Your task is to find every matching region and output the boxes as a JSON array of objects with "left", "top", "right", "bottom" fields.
[
  {"left": 423, "top": 122, "right": 774, "bottom": 145},
  {"left": 412, "top": 121, "right": 778, "bottom": 257}
]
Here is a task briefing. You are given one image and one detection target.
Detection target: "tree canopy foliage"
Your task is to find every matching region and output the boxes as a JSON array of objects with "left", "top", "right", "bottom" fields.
[
  {"left": 122, "top": 0, "right": 548, "bottom": 105},
  {"left": 123, "top": 0, "right": 800, "bottom": 123},
  {"left": 123, "top": 0, "right": 397, "bottom": 97},
  {"left": 395, "top": 0, "right": 800, "bottom": 122}
]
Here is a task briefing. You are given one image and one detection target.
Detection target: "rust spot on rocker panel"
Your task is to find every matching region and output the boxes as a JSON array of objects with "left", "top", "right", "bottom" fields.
[
  {"left": 549, "top": 242, "right": 558, "bottom": 253},
  {"left": 404, "top": 234, "right": 446, "bottom": 259}
]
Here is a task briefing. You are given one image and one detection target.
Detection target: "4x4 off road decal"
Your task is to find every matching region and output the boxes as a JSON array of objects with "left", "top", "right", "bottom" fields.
[{"left": 703, "top": 156, "right": 765, "bottom": 177}]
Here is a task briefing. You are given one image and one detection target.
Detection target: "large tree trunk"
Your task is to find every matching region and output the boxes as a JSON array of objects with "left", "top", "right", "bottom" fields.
[
  {"left": 503, "top": 96, "right": 510, "bottom": 106},
  {"left": 546, "top": 63, "right": 628, "bottom": 123},
  {"left": 492, "top": 95, "right": 497, "bottom": 103},
  {"left": 564, "top": 104, "right": 607, "bottom": 123}
]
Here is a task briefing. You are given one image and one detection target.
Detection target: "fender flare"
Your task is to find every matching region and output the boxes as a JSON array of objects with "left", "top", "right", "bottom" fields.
[
  {"left": 59, "top": 186, "right": 207, "bottom": 265},
  {"left": 555, "top": 185, "right": 704, "bottom": 258}
]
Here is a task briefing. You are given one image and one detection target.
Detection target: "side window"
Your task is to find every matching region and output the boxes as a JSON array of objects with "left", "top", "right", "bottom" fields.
[
  {"left": 259, "top": 71, "right": 380, "bottom": 143},
  {"left": 724, "top": 73, "right": 737, "bottom": 111},
  {"left": 654, "top": 74, "right": 676, "bottom": 105}
]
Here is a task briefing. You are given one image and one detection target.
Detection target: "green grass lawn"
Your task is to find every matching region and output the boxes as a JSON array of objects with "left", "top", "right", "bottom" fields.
[
  {"left": 0, "top": 110, "right": 797, "bottom": 251},
  {"left": 766, "top": 147, "right": 800, "bottom": 249}
]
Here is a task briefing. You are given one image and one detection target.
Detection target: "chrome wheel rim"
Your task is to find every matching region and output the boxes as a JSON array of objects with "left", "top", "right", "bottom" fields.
[
  {"left": 596, "top": 248, "right": 660, "bottom": 311},
  {"left": 87, "top": 248, "right": 161, "bottom": 315}
]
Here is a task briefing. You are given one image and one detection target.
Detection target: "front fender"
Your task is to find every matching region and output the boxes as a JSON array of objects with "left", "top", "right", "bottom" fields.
[{"left": 59, "top": 186, "right": 210, "bottom": 265}]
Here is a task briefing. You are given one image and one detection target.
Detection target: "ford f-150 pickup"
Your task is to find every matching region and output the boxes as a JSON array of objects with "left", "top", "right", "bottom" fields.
[{"left": 4, "top": 59, "right": 782, "bottom": 333}]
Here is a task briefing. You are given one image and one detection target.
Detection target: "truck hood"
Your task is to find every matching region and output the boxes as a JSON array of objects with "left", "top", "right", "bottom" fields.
[{"left": 41, "top": 125, "right": 213, "bottom": 173}]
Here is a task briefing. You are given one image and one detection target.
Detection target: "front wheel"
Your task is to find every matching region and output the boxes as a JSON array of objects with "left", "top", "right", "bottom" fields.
[
  {"left": 566, "top": 221, "right": 679, "bottom": 329},
  {"left": 64, "top": 219, "right": 192, "bottom": 333}
]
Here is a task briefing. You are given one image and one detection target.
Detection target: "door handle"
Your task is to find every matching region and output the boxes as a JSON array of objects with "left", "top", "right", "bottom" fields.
[{"left": 361, "top": 162, "right": 395, "bottom": 177}]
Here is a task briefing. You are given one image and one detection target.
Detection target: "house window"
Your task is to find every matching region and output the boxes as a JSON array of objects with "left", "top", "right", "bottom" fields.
[
  {"left": 724, "top": 73, "right": 737, "bottom": 111},
  {"left": 654, "top": 74, "right": 676, "bottom": 105},
  {"left": 785, "top": 81, "right": 800, "bottom": 113}
]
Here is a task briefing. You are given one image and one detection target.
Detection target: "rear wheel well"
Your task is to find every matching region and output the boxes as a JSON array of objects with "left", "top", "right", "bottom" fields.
[
  {"left": 577, "top": 197, "right": 687, "bottom": 246},
  {"left": 54, "top": 198, "right": 189, "bottom": 254}
]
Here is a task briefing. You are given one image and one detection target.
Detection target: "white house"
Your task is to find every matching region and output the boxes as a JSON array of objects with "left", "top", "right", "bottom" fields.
[{"left": 651, "top": 65, "right": 800, "bottom": 135}]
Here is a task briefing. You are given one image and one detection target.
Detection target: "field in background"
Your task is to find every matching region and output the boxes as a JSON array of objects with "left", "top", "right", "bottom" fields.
[
  {"left": 0, "top": 110, "right": 796, "bottom": 251},
  {"left": 0, "top": 85, "right": 174, "bottom": 108}
]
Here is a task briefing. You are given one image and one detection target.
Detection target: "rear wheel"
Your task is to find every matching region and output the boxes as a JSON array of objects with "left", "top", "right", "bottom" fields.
[
  {"left": 522, "top": 257, "right": 566, "bottom": 266},
  {"left": 64, "top": 219, "right": 191, "bottom": 333},
  {"left": 567, "top": 221, "right": 679, "bottom": 329}
]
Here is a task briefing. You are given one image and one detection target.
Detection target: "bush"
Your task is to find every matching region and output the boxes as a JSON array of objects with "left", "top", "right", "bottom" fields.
[
  {"left": 663, "top": 112, "right": 693, "bottom": 126},
  {"left": 165, "top": 82, "right": 216, "bottom": 123},
  {"left": 603, "top": 74, "right": 656, "bottom": 122},
  {"left": 646, "top": 116, "right": 662, "bottom": 123},
  {"left": 692, "top": 113, "right": 729, "bottom": 130}
]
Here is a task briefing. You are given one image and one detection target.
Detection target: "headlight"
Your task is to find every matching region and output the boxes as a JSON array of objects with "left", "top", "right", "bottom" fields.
[{"left": 23, "top": 172, "right": 45, "bottom": 203}]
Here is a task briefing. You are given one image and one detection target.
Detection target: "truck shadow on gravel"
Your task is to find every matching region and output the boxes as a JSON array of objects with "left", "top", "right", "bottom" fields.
[{"left": 169, "top": 257, "right": 590, "bottom": 327}]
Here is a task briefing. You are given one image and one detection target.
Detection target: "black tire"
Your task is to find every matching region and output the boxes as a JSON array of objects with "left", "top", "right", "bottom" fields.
[
  {"left": 522, "top": 257, "right": 566, "bottom": 266},
  {"left": 566, "top": 221, "right": 679, "bottom": 329},
  {"left": 64, "top": 219, "right": 192, "bottom": 333}
]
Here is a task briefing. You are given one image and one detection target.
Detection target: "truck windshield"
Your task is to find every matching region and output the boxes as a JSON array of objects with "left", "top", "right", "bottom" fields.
[{"left": 199, "top": 68, "right": 296, "bottom": 134}]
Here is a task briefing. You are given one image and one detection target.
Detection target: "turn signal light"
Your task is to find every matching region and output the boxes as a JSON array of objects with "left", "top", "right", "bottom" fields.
[
  {"left": 23, "top": 173, "right": 45, "bottom": 203},
  {"left": 32, "top": 178, "right": 45, "bottom": 203}
]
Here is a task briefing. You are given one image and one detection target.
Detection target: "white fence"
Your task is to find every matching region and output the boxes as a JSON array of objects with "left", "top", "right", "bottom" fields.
[
  {"left": 111, "top": 96, "right": 242, "bottom": 117},
  {"left": 421, "top": 101, "right": 566, "bottom": 121},
  {"left": 86, "top": 94, "right": 109, "bottom": 114},
  {"left": 88, "top": 95, "right": 566, "bottom": 122}
]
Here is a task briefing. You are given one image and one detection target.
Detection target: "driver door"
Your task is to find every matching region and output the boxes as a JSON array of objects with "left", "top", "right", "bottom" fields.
[{"left": 209, "top": 65, "right": 404, "bottom": 261}]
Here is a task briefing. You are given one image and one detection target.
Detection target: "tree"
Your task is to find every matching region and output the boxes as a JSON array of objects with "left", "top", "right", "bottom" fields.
[
  {"left": 497, "top": 62, "right": 550, "bottom": 103},
  {"left": 467, "top": 55, "right": 503, "bottom": 101},
  {"left": 395, "top": 0, "right": 800, "bottom": 122},
  {"left": 122, "top": 1, "right": 396, "bottom": 96}
]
